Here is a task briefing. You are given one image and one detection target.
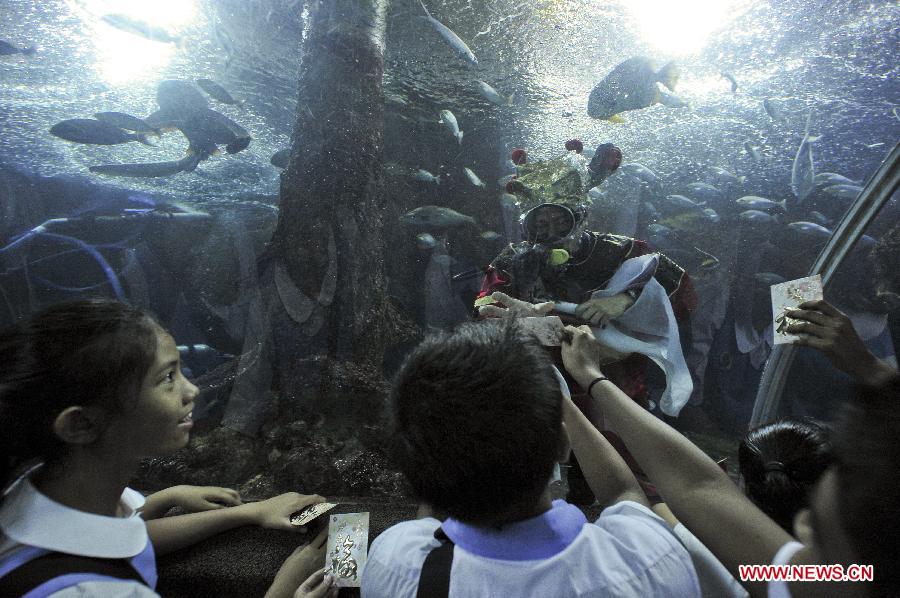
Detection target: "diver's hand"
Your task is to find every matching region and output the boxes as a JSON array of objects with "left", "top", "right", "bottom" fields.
[
  {"left": 561, "top": 325, "right": 607, "bottom": 388},
  {"left": 478, "top": 291, "right": 554, "bottom": 318},
  {"left": 575, "top": 292, "right": 635, "bottom": 326},
  {"left": 786, "top": 299, "right": 897, "bottom": 385}
]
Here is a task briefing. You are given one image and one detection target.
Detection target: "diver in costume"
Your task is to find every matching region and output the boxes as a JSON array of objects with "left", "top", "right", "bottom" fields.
[{"left": 476, "top": 145, "right": 697, "bottom": 501}]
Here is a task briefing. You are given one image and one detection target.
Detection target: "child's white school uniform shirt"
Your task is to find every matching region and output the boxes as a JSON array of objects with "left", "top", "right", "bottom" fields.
[{"left": 0, "top": 473, "right": 159, "bottom": 597}]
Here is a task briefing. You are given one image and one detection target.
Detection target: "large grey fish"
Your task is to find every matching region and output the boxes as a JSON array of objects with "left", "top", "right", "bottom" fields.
[
  {"left": 401, "top": 205, "right": 476, "bottom": 229},
  {"left": 415, "top": 169, "right": 442, "bottom": 185},
  {"left": 156, "top": 80, "right": 209, "bottom": 115},
  {"left": 178, "top": 108, "right": 251, "bottom": 157},
  {"left": 736, "top": 196, "right": 786, "bottom": 212},
  {"left": 475, "top": 80, "right": 513, "bottom": 106},
  {"left": 684, "top": 182, "right": 724, "bottom": 204},
  {"left": 463, "top": 167, "right": 485, "bottom": 188},
  {"left": 89, "top": 154, "right": 201, "bottom": 177},
  {"left": 94, "top": 112, "right": 160, "bottom": 135},
  {"left": 50, "top": 119, "right": 152, "bottom": 146},
  {"left": 787, "top": 221, "right": 831, "bottom": 241},
  {"left": 619, "top": 162, "right": 661, "bottom": 186},
  {"left": 0, "top": 40, "right": 36, "bottom": 55},
  {"left": 439, "top": 109, "right": 463, "bottom": 145},
  {"left": 791, "top": 113, "right": 819, "bottom": 203},
  {"left": 101, "top": 14, "right": 181, "bottom": 45},
  {"left": 587, "top": 57, "right": 679, "bottom": 121},
  {"left": 270, "top": 148, "right": 290, "bottom": 169},
  {"left": 196, "top": 79, "right": 244, "bottom": 107},
  {"left": 419, "top": 0, "right": 477, "bottom": 66},
  {"left": 822, "top": 184, "right": 863, "bottom": 202},
  {"left": 814, "top": 173, "right": 859, "bottom": 187}
]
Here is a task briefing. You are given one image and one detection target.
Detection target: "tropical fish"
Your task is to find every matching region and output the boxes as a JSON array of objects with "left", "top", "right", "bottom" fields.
[
  {"left": 463, "top": 167, "right": 485, "bottom": 188},
  {"left": 744, "top": 141, "right": 762, "bottom": 161},
  {"left": 721, "top": 71, "right": 738, "bottom": 93},
  {"left": 270, "top": 148, "right": 290, "bottom": 168},
  {"left": 439, "top": 109, "right": 463, "bottom": 144},
  {"left": 0, "top": 40, "right": 36, "bottom": 56},
  {"left": 400, "top": 205, "right": 476, "bottom": 229},
  {"left": 702, "top": 208, "right": 720, "bottom": 223},
  {"left": 739, "top": 210, "right": 777, "bottom": 224},
  {"left": 736, "top": 196, "right": 787, "bottom": 212},
  {"left": 790, "top": 113, "right": 817, "bottom": 203},
  {"left": 475, "top": 80, "right": 513, "bottom": 105},
  {"left": 418, "top": 0, "right": 477, "bottom": 66},
  {"left": 415, "top": 169, "right": 442, "bottom": 185},
  {"left": 619, "top": 162, "right": 660, "bottom": 186},
  {"left": 665, "top": 194, "right": 705, "bottom": 211},
  {"left": 814, "top": 172, "right": 859, "bottom": 187},
  {"left": 763, "top": 98, "right": 783, "bottom": 121},
  {"left": 587, "top": 57, "right": 679, "bottom": 121},
  {"left": 822, "top": 184, "right": 863, "bottom": 202},
  {"left": 416, "top": 232, "right": 437, "bottom": 249},
  {"left": 787, "top": 221, "right": 831, "bottom": 241},
  {"left": 196, "top": 79, "right": 243, "bottom": 106},
  {"left": 94, "top": 112, "right": 160, "bottom": 135},
  {"left": 101, "top": 14, "right": 181, "bottom": 45},
  {"left": 89, "top": 154, "right": 201, "bottom": 177},
  {"left": 50, "top": 119, "right": 152, "bottom": 146}
]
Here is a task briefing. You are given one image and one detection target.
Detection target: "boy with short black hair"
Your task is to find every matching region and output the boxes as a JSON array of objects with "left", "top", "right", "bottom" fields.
[{"left": 362, "top": 320, "right": 699, "bottom": 597}]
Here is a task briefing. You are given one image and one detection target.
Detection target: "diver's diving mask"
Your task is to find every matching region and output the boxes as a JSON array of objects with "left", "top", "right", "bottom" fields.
[{"left": 521, "top": 203, "right": 587, "bottom": 243}]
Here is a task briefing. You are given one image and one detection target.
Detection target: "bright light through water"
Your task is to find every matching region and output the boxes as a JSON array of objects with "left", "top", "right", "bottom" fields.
[
  {"left": 81, "top": 0, "right": 198, "bottom": 85},
  {"left": 623, "top": 0, "right": 737, "bottom": 56}
]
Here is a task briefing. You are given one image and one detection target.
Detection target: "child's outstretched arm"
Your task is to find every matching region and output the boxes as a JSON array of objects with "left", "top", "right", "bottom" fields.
[
  {"left": 146, "top": 491, "right": 324, "bottom": 556},
  {"left": 141, "top": 485, "right": 242, "bottom": 520},
  {"left": 562, "top": 325, "right": 794, "bottom": 598}
]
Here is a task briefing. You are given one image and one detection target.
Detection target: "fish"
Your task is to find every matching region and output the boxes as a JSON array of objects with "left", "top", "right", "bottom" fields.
[
  {"left": 587, "top": 57, "right": 679, "bottom": 121},
  {"left": 0, "top": 40, "right": 36, "bottom": 56},
  {"left": 156, "top": 80, "right": 209, "bottom": 115},
  {"left": 735, "top": 196, "right": 787, "bottom": 212},
  {"left": 416, "top": 233, "right": 437, "bottom": 249},
  {"left": 685, "top": 182, "right": 725, "bottom": 205},
  {"left": 418, "top": 0, "right": 477, "bottom": 66},
  {"left": 94, "top": 112, "right": 160, "bottom": 135},
  {"left": 196, "top": 79, "right": 243, "bottom": 107},
  {"left": 647, "top": 223, "right": 675, "bottom": 237},
  {"left": 415, "top": 169, "right": 442, "bottom": 185},
  {"left": 424, "top": 238, "right": 470, "bottom": 331},
  {"left": 400, "top": 205, "right": 476, "bottom": 229},
  {"left": 89, "top": 154, "right": 201, "bottom": 177},
  {"left": 50, "top": 119, "right": 153, "bottom": 146},
  {"left": 665, "top": 194, "right": 705, "bottom": 211},
  {"left": 763, "top": 98, "right": 783, "bottom": 121},
  {"left": 463, "top": 167, "right": 486, "bottom": 188},
  {"left": 807, "top": 211, "right": 830, "bottom": 226},
  {"left": 643, "top": 202, "right": 660, "bottom": 221},
  {"left": 706, "top": 167, "right": 744, "bottom": 188},
  {"left": 270, "top": 148, "right": 290, "bottom": 168},
  {"left": 790, "top": 113, "right": 817, "bottom": 203},
  {"left": 439, "top": 110, "right": 463, "bottom": 145},
  {"left": 177, "top": 108, "right": 251, "bottom": 157},
  {"left": 658, "top": 90, "right": 689, "bottom": 108},
  {"left": 744, "top": 141, "right": 762, "bottom": 161},
  {"left": 787, "top": 221, "right": 832, "bottom": 241},
  {"left": 755, "top": 272, "right": 787, "bottom": 286},
  {"left": 721, "top": 71, "right": 738, "bottom": 93},
  {"left": 101, "top": 14, "right": 181, "bottom": 45},
  {"left": 619, "top": 162, "right": 660, "bottom": 186},
  {"left": 702, "top": 208, "right": 720, "bottom": 223},
  {"left": 499, "top": 193, "right": 519, "bottom": 208},
  {"left": 693, "top": 246, "right": 721, "bottom": 270},
  {"left": 814, "top": 172, "right": 859, "bottom": 187},
  {"left": 739, "top": 210, "right": 777, "bottom": 224},
  {"left": 475, "top": 80, "right": 514, "bottom": 106},
  {"left": 864, "top": 142, "right": 885, "bottom": 149},
  {"left": 822, "top": 184, "right": 863, "bottom": 202},
  {"left": 480, "top": 231, "right": 502, "bottom": 242}
]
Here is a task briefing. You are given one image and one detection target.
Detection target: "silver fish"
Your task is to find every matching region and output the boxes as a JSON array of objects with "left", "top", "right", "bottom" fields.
[
  {"left": 685, "top": 182, "right": 725, "bottom": 204},
  {"left": 702, "top": 208, "right": 720, "bottom": 223},
  {"left": 790, "top": 113, "right": 817, "bottom": 203},
  {"left": 739, "top": 210, "right": 776, "bottom": 224},
  {"left": 787, "top": 221, "right": 831, "bottom": 241},
  {"left": 415, "top": 169, "right": 442, "bottom": 185},
  {"left": 439, "top": 109, "right": 463, "bottom": 144},
  {"left": 807, "top": 211, "right": 830, "bottom": 226},
  {"left": 480, "top": 231, "right": 502, "bottom": 242},
  {"left": 401, "top": 206, "right": 475, "bottom": 229},
  {"left": 416, "top": 233, "right": 437, "bottom": 249},
  {"left": 475, "top": 80, "right": 513, "bottom": 106},
  {"left": 419, "top": 0, "right": 477, "bottom": 66},
  {"left": 822, "top": 184, "right": 863, "bottom": 202},
  {"left": 89, "top": 154, "right": 200, "bottom": 177},
  {"left": 706, "top": 167, "right": 744, "bottom": 188},
  {"left": 619, "top": 162, "right": 661, "bottom": 186},
  {"left": 101, "top": 14, "right": 181, "bottom": 45},
  {"left": 463, "top": 167, "right": 485, "bottom": 188},
  {"left": 736, "top": 196, "right": 786, "bottom": 212},
  {"left": 665, "top": 194, "right": 705, "bottom": 211},
  {"left": 814, "top": 172, "right": 858, "bottom": 187},
  {"left": 755, "top": 272, "right": 787, "bottom": 286},
  {"left": 50, "top": 119, "right": 152, "bottom": 146}
]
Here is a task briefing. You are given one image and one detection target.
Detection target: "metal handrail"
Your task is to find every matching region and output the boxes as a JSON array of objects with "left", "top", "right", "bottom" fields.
[{"left": 749, "top": 142, "right": 900, "bottom": 427}]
